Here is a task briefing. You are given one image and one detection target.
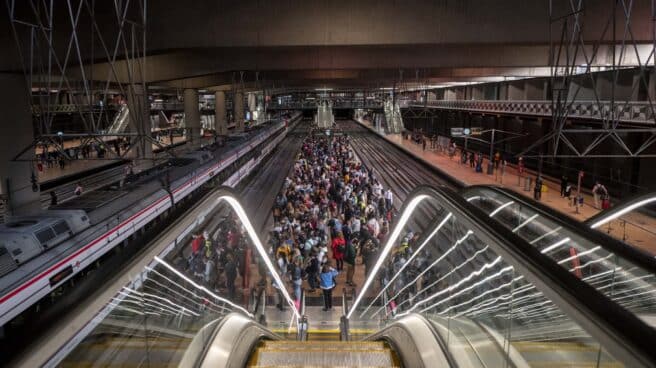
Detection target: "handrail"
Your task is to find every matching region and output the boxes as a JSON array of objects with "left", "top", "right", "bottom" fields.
[
  {"left": 465, "top": 185, "right": 656, "bottom": 273},
  {"left": 340, "top": 289, "right": 350, "bottom": 341},
  {"left": 585, "top": 191, "right": 656, "bottom": 230},
  {"left": 349, "top": 184, "right": 656, "bottom": 367},
  {"left": 366, "top": 313, "right": 456, "bottom": 368},
  {"left": 182, "top": 313, "right": 280, "bottom": 368}
]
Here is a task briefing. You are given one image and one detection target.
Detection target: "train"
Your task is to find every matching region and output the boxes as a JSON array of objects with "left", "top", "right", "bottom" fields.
[
  {"left": 0, "top": 113, "right": 302, "bottom": 328},
  {"left": 0, "top": 210, "right": 91, "bottom": 277}
]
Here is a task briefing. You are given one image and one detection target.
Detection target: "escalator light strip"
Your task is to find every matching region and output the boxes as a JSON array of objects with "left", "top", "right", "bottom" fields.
[
  {"left": 349, "top": 194, "right": 430, "bottom": 319},
  {"left": 154, "top": 256, "right": 253, "bottom": 317},
  {"left": 216, "top": 195, "right": 300, "bottom": 320}
]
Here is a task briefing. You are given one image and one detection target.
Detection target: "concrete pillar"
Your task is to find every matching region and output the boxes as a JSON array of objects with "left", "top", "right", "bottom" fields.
[
  {"left": 126, "top": 84, "right": 153, "bottom": 165},
  {"left": 183, "top": 88, "right": 201, "bottom": 148},
  {"left": 214, "top": 90, "right": 228, "bottom": 135},
  {"left": 0, "top": 73, "right": 40, "bottom": 215},
  {"left": 234, "top": 90, "right": 245, "bottom": 132},
  {"left": 247, "top": 92, "right": 257, "bottom": 113}
]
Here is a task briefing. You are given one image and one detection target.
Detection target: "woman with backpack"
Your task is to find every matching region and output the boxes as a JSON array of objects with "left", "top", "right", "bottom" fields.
[{"left": 331, "top": 231, "right": 346, "bottom": 271}]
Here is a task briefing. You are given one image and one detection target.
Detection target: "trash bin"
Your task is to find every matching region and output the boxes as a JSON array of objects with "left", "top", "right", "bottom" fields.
[
  {"left": 524, "top": 177, "right": 531, "bottom": 191},
  {"left": 486, "top": 162, "right": 494, "bottom": 175}
]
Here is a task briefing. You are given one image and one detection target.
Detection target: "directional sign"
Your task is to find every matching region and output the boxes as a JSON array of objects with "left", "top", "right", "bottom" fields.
[
  {"left": 450, "top": 127, "right": 465, "bottom": 137},
  {"left": 470, "top": 127, "right": 483, "bottom": 136}
]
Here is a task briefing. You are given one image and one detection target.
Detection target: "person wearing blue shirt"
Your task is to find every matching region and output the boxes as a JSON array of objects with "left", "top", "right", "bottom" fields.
[{"left": 319, "top": 264, "right": 339, "bottom": 311}]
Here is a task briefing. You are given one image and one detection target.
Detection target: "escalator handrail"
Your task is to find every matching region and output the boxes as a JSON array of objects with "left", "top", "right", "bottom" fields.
[
  {"left": 367, "top": 313, "right": 458, "bottom": 368},
  {"left": 464, "top": 185, "right": 656, "bottom": 274},
  {"left": 356, "top": 185, "right": 656, "bottom": 367},
  {"left": 182, "top": 313, "right": 280, "bottom": 368},
  {"left": 584, "top": 191, "right": 656, "bottom": 230}
]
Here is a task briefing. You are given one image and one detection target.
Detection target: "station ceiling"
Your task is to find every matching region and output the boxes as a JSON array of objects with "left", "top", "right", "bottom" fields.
[{"left": 2, "top": 0, "right": 653, "bottom": 92}]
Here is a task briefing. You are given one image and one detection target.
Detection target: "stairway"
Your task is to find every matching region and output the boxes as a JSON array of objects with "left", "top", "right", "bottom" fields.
[{"left": 247, "top": 340, "right": 400, "bottom": 367}]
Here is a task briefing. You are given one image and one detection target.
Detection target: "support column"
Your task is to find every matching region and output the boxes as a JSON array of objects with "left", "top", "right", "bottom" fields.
[
  {"left": 234, "top": 90, "right": 245, "bottom": 132},
  {"left": 127, "top": 84, "right": 153, "bottom": 167},
  {"left": 184, "top": 88, "right": 201, "bottom": 148},
  {"left": 215, "top": 90, "right": 228, "bottom": 135},
  {"left": 0, "top": 73, "right": 40, "bottom": 215}
]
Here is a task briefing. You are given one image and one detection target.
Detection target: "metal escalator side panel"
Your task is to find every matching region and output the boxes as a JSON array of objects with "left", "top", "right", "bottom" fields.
[
  {"left": 180, "top": 313, "right": 280, "bottom": 368},
  {"left": 585, "top": 191, "right": 656, "bottom": 230},
  {"left": 352, "top": 185, "right": 656, "bottom": 367},
  {"left": 428, "top": 316, "right": 530, "bottom": 368},
  {"left": 464, "top": 185, "right": 656, "bottom": 273},
  {"left": 366, "top": 313, "right": 455, "bottom": 368}
]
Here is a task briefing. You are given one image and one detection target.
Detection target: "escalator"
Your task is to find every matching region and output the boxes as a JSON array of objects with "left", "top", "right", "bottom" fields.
[
  {"left": 247, "top": 340, "right": 399, "bottom": 367},
  {"left": 20, "top": 185, "right": 656, "bottom": 367},
  {"left": 183, "top": 313, "right": 446, "bottom": 368},
  {"left": 106, "top": 104, "right": 130, "bottom": 134},
  {"left": 462, "top": 185, "right": 656, "bottom": 324}
]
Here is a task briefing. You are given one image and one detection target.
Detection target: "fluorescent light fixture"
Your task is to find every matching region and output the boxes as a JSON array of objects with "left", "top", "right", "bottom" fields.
[
  {"left": 489, "top": 201, "right": 514, "bottom": 217},
  {"left": 347, "top": 194, "right": 429, "bottom": 319},
  {"left": 217, "top": 195, "right": 300, "bottom": 319},
  {"left": 315, "top": 88, "right": 333, "bottom": 91},
  {"left": 362, "top": 212, "right": 453, "bottom": 316},
  {"left": 512, "top": 214, "right": 539, "bottom": 232},
  {"left": 540, "top": 237, "right": 571, "bottom": 254}
]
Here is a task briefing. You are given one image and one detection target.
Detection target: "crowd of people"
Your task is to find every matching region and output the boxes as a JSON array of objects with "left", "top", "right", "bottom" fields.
[
  {"left": 181, "top": 215, "right": 248, "bottom": 301},
  {"left": 35, "top": 139, "right": 130, "bottom": 173},
  {"left": 267, "top": 130, "right": 395, "bottom": 311}
]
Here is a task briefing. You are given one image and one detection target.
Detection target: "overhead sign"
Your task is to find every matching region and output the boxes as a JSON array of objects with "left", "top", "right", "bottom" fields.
[
  {"left": 470, "top": 127, "right": 483, "bottom": 136},
  {"left": 451, "top": 127, "right": 465, "bottom": 137}
]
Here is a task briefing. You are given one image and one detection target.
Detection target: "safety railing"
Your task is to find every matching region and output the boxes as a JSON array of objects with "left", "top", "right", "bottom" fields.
[{"left": 405, "top": 99, "right": 656, "bottom": 125}]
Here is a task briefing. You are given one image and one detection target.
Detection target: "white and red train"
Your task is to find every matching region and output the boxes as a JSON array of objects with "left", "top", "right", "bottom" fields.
[{"left": 0, "top": 114, "right": 300, "bottom": 327}]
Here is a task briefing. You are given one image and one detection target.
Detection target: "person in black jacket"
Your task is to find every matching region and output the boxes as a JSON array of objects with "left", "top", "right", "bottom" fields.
[
  {"left": 224, "top": 253, "right": 238, "bottom": 300},
  {"left": 534, "top": 176, "right": 543, "bottom": 201}
]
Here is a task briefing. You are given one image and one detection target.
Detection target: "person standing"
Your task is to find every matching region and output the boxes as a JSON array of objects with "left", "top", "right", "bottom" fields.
[
  {"left": 384, "top": 189, "right": 393, "bottom": 213},
  {"left": 224, "top": 253, "right": 238, "bottom": 300},
  {"left": 593, "top": 181, "right": 608, "bottom": 209},
  {"left": 291, "top": 259, "right": 303, "bottom": 302},
  {"left": 422, "top": 137, "right": 427, "bottom": 151},
  {"left": 331, "top": 231, "right": 346, "bottom": 271},
  {"left": 534, "top": 176, "right": 543, "bottom": 201},
  {"left": 319, "top": 264, "right": 338, "bottom": 311},
  {"left": 305, "top": 252, "right": 320, "bottom": 292},
  {"left": 560, "top": 175, "right": 568, "bottom": 197}
]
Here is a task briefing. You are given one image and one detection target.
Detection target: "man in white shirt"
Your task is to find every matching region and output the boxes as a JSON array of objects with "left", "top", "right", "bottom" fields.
[{"left": 384, "top": 189, "right": 393, "bottom": 212}]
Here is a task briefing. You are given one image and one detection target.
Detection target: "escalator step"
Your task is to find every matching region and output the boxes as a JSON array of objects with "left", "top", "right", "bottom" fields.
[{"left": 248, "top": 341, "right": 400, "bottom": 367}]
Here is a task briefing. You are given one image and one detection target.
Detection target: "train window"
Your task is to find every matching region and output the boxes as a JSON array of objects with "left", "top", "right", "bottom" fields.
[
  {"left": 35, "top": 228, "right": 56, "bottom": 244},
  {"left": 52, "top": 220, "right": 71, "bottom": 235},
  {"left": 11, "top": 248, "right": 22, "bottom": 256}
]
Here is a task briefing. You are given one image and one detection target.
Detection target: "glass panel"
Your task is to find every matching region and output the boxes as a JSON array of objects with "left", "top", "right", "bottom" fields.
[
  {"left": 56, "top": 198, "right": 291, "bottom": 367},
  {"left": 465, "top": 187, "right": 656, "bottom": 322},
  {"left": 352, "top": 195, "right": 622, "bottom": 368}
]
